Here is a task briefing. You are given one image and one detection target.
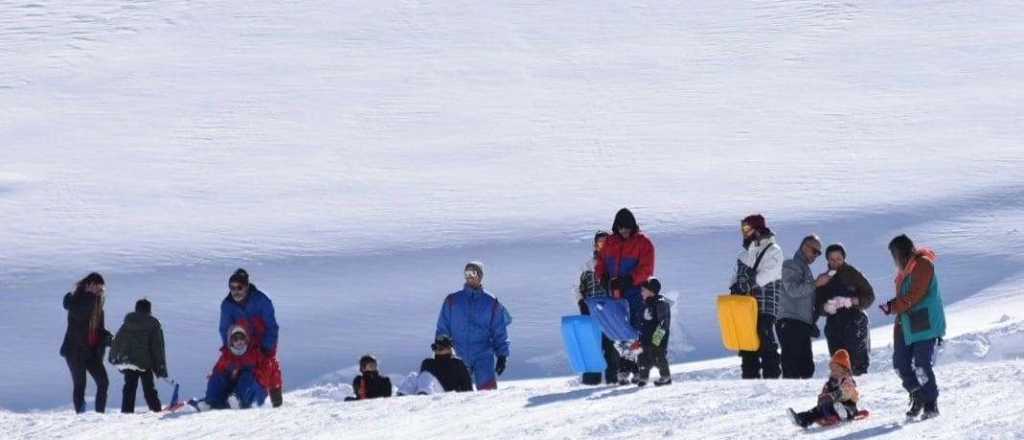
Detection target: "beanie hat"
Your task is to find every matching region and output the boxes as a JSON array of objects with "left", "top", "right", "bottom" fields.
[
  {"left": 229, "top": 268, "right": 249, "bottom": 285},
  {"left": 431, "top": 335, "right": 454, "bottom": 351},
  {"left": 831, "top": 349, "right": 852, "bottom": 372},
  {"left": 642, "top": 278, "right": 662, "bottom": 295},
  {"left": 135, "top": 298, "right": 152, "bottom": 315},
  {"left": 742, "top": 214, "right": 768, "bottom": 233},
  {"left": 359, "top": 354, "right": 378, "bottom": 371},
  {"left": 465, "top": 261, "right": 484, "bottom": 279}
]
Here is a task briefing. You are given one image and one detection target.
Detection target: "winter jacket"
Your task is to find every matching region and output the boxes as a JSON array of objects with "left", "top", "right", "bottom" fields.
[
  {"left": 420, "top": 355, "right": 474, "bottom": 392},
  {"left": 219, "top": 284, "right": 279, "bottom": 354},
  {"left": 108, "top": 312, "right": 167, "bottom": 377},
  {"left": 818, "top": 374, "right": 859, "bottom": 405},
  {"left": 595, "top": 232, "right": 655, "bottom": 297},
  {"left": 891, "top": 252, "right": 945, "bottom": 345},
  {"left": 639, "top": 294, "right": 671, "bottom": 347},
  {"left": 815, "top": 263, "right": 875, "bottom": 315},
  {"left": 60, "top": 291, "right": 111, "bottom": 362},
  {"left": 578, "top": 257, "right": 609, "bottom": 300},
  {"left": 351, "top": 373, "right": 392, "bottom": 399},
  {"left": 212, "top": 344, "right": 264, "bottom": 382},
  {"left": 730, "top": 234, "right": 784, "bottom": 318},
  {"left": 779, "top": 251, "right": 817, "bottom": 325},
  {"left": 436, "top": 285, "right": 511, "bottom": 360}
]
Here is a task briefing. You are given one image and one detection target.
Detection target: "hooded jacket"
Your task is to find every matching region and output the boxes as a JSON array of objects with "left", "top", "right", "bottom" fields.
[
  {"left": 108, "top": 311, "right": 168, "bottom": 376},
  {"left": 436, "top": 285, "right": 511, "bottom": 360},
  {"left": 219, "top": 284, "right": 279, "bottom": 354},
  {"left": 60, "top": 291, "right": 110, "bottom": 361},
  {"left": 595, "top": 209, "right": 655, "bottom": 292}
]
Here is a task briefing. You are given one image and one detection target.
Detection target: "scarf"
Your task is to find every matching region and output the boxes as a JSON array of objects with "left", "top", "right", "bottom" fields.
[{"left": 894, "top": 248, "right": 937, "bottom": 294}]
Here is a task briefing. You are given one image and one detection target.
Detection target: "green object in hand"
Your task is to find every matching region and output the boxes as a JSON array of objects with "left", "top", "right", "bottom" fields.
[{"left": 652, "top": 327, "right": 666, "bottom": 347}]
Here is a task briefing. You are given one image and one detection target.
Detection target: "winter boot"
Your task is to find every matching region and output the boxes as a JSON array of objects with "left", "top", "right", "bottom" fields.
[
  {"left": 270, "top": 388, "right": 283, "bottom": 407},
  {"left": 653, "top": 376, "right": 672, "bottom": 387},
  {"left": 636, "top": 378, "right": 647, "bottom": 387},
  {"left": 788, "top": 408, "right": 811, "bottom": 429},
  {"left": 921, "top": 401, "right": 939, "bottom": 420},
  {"left": 617, "top": 371, "right": 631, "bottom": 386},
  {"left": 906, "top": 392, "right": 923, "bottom": 419}
]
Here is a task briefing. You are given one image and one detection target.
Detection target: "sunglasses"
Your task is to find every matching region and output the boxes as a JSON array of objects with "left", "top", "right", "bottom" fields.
[{"left": 808, "top": 246, "right": 822, "bottom": 256}]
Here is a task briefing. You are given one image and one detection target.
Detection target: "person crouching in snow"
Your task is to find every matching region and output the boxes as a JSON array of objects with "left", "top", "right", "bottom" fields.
[
  {"left": 636, "top": 278, "right": 672, "bottom": 387},
  {"left": 421, "top": 336, "right": 473, "bottom": 392},
  {"left": 346, "top": 355, "right": 392, "bottom": 401},
  {"left": 108, "top": 299, "right": 168, "bottom": 413},
  {"left": 195, "top": 325, "right": 268, "bottom": 410},
  {"left": 789, "top": 349, "right": 860, "bottom": 428}
]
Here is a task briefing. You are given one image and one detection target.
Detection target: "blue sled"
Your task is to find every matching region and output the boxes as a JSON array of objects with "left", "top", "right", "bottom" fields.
[
  {"left": 561, "top": 315, "right": 607, "bottom": 374},
  {"left": 584, "top": 296, "right": 639, "bottom": 342}
]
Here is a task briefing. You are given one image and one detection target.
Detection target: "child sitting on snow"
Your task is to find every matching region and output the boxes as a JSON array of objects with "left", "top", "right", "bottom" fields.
[
  {"left": 346, "top": 354, "right": 392, "bottom": 401},
  {"left": 789, "top": 349, "right": 861, "bottom": 428},
  {"left": 191, "top": 325, "right": 269, "bottom": 410}
]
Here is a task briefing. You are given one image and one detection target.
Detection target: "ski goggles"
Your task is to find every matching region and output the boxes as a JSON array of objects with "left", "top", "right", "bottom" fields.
[{"left": 464, "top": 270, "right": 480, "bottom": 279}]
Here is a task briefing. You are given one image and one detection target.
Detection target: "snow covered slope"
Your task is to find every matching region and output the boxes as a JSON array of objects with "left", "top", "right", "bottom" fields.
[{"left": 3, "top": 0, "right": 1024, "bottom": 421}]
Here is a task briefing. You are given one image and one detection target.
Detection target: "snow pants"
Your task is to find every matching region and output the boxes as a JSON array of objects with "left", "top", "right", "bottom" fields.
[
  {"left": 465, "top": 351, "right": 497, "bottom": 390},
  {"left": 205, "top": 370, "right": 268, "bottom": 409},
  {"left": 777, "top": 319, "right": 815, "bottom": 379},
  {"left": 825, "top": 310, "right": 870, "bottom": 375},
  {"left": 121, "top": 370, "right": 161, "bottom": 413}
]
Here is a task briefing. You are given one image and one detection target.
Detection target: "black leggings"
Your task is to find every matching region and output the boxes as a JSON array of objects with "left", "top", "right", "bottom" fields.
[
  {"left": 122, "top": 370, "right": 162, "bottom": 413},
  {"left": 66, "top": 355, "right": 109, "bottom": 413}
]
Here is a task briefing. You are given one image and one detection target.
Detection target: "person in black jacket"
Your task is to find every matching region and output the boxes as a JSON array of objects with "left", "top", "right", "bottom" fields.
[
  {"left": 420, "top": 336, "right": 473, "bottom": 392},
  {"left": 109, "top": 299, "right": 168, "bottom": 413},
  {"left": 60, "top": 272, "right": 112, "bottom": 414},
  {"left": 347, "top": 355, "right": 392, "bottom": 401},
  {"left": 636, "top": 278, "right": 672, "bottom": 387},
  {"left": 815, "top": 244, "right": 875, "bottom": 375},
  {"left": 577, "top": 230, "right": 618, "bottom": 385}
]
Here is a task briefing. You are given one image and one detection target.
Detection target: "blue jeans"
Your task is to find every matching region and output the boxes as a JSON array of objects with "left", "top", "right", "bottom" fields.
[{"left": 893, "top": 333, "right": 938, "bottom": 403}]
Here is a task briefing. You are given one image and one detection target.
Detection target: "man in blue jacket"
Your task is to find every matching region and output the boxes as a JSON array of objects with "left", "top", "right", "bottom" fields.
[
  {"left": 220, "top": 268, "right": 283, "bottom": 407},
  {"left": 436, "top": 261, "right": 511, "bottom": 390}
]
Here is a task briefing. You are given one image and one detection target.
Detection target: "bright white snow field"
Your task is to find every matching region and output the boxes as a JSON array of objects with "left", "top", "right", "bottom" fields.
[{"left": 1, "top": 0, "right": 1023, "bottom": 438}]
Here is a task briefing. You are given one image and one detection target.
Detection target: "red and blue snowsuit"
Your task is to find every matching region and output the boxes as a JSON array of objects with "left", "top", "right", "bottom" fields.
[
  {"left": 204, "top": 344, "right": 269, "bottom": 409},
  {"left": 219, "top": 285, "right": 282, "bottom": 391},
  {"left": 436, "top": 285, "right": 511, "bottom": 390}
]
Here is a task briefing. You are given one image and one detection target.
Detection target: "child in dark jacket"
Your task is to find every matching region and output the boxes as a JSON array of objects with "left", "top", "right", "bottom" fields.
[
  {"left": 347, "top": 355, "right": 392, "bottom": 401},
  {"left": 789, "top": 349, "right": 861, "bottom": 428},
  {"left": 420, "top": 336, "right": 473, "bottom": 392},
  {"left": 108, "top": 299, "right": 167, "bottom": 413},
  {"left": 637, "top": 278, "right": 672, "bottom": 387}
]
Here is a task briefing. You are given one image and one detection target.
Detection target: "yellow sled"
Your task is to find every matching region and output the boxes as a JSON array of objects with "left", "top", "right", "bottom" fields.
[{"left": 717, "top": 294, "right": 760, "bottom": 351}]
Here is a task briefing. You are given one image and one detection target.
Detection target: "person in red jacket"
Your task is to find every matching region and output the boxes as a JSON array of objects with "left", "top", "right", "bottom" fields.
[
  {"left": 594, "top": 208, "right": 656, "bottom": 384},
  {"left": 192, "top": 325, "right": 269, "bottom": 410}
]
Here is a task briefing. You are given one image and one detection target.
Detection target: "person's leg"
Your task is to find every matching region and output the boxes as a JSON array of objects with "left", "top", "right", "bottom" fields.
[
  {"left": 776, "top": 320, "right": 796, "bottom": 378},
  {"left": 759, "top": 315, "right": 781, "bottom": 379},
  {"left": 235, "top": 370, "right": 268, "bottom": 409},
  {"left": 797, "top": 322, "right": 816, "bottom": 378},
  {"left": 654, "top": 345, "right": 671, "bottom": 380},
  {"left": 121, "top": 371, "right": 139, "bottom": 413},
  {"left": 141, "top": 370, "right": 162, "bottom": 412},
  {"left": 892, "top": 330, "right": 920, "bottom": 394},
  {"left": 625, "top": 290, "right": 644, "bottom": 330},
  {"left": 636, "top": 347, "right": 653, "bottom": 381},
  {"left": 824, "top": 318, "right": 839, "bottom": 356},
  {"left": 84, "top": 355, "right": 109, "bottom": 413},
  {"left": 469, "top": 352, "right": 498, "bottom": 390},
  {"left": 911, "top": 338, "right": 939, "bottom": 404},
  {"left": 601, "top": 335, "right": 618, "bottom": 384},
  {"left": 66, "top": 357, "right": 87, "bottom": 414},
  {"left": 740, "top": 350, "right": 760, "bottom": 379},
  {"left": 204, "top": 373, "right": 232, "bottom": 409},
  {"left": 850, "top": 313, "right": 871, "bottom": 375},
  {"left": 795, "top": 405, "right": 825, "bottom": 427}
]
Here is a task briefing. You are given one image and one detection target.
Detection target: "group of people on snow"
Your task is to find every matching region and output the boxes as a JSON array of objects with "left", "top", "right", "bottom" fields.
[{"left": 59, "top": 207, "right": 946, "bottom": 425}]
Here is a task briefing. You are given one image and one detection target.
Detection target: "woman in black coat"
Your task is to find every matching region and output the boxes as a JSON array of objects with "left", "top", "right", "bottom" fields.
[{"left": 60, "top": 272, "right": 111, "bottom": 413}]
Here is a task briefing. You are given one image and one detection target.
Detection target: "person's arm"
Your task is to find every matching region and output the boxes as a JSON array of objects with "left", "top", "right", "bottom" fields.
[
  {"left": 853, "top": 270, "right": 875, "bottom": 310},
  {"left": 152, "top": 323, "right": 168, "bottom": 378},
  {"left": 260, "top": 296, "right": 279, "bottom": 354},
  {"left": 491, "top": 301, "right": 511, "bottom": 358},
  {"left": 382, "top": 377, "right": 393, "bottom": 397},
  {"left": 218, "top": 302, "right": 231, "bottom": 348},
  {"left": 656, "top": 299, "right": 671, "bottom": 333},
  {"left": 352, "top": 376, "right": 362, "bottom": 400},
  {"left": 888, "top": 259, "right": 934, "bottom": 315},
  {"left": 782, "top": 260, "right": 815, "bottom": 299},
  {"left": 631, "top": 237, "right": 655, "bottom": 286},
  {"left": 436, "top": 296, "right": 452, "bottom": 339}
]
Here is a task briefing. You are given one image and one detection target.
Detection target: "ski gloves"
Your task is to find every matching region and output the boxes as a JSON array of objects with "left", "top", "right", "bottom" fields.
[
  {"left": 823, "top": 297, "right": 855, "bottom": 315},
  {"left": 495, "top": 356, "right": 507, "bottom": 376},
  {"left": 609, "top": 276, "right": 634, "bottom": 299}
]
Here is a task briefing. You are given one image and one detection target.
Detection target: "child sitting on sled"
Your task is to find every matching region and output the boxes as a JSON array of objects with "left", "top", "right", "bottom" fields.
[{"left": 789, "top": 349, "right": 861, "bottom": 428}]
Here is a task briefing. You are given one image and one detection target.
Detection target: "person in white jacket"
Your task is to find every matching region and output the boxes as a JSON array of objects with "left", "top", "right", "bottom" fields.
[{"left": 729, "top": 214, "right": 784, "bottom": 379}]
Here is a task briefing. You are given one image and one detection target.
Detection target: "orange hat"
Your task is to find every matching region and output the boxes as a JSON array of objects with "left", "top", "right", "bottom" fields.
[{"left": 831, "top": 349, "right": 852, "bottom": 372}]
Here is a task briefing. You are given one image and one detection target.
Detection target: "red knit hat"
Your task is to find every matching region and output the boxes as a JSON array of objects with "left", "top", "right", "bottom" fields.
[{"left": 831, "top": 349, "right": 852, "bottom": 372}]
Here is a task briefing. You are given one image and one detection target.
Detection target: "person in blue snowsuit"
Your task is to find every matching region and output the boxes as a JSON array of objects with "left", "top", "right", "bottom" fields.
[{"left": 435, "top": 261, "right": 511, "bottom": 390}]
